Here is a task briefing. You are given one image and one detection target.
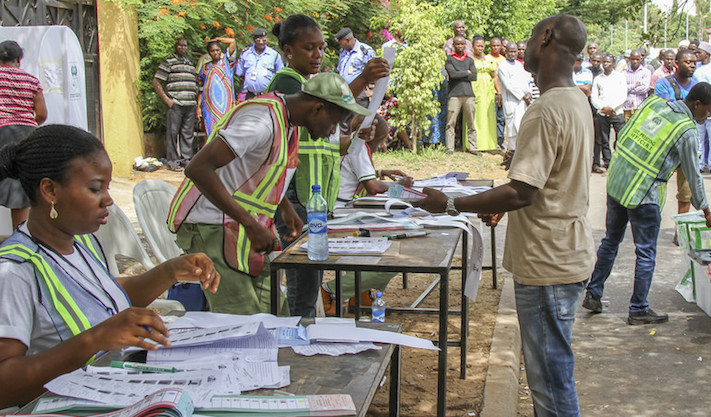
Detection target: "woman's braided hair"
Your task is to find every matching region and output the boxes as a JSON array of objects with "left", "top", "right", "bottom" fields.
[{"left": 0, "top": 124, "right": 105, "bottom": 204}]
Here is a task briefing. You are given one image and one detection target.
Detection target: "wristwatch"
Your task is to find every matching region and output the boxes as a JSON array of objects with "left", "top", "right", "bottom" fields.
[{"left": 446, "top": 197, "right": 459, "bottom": 216}]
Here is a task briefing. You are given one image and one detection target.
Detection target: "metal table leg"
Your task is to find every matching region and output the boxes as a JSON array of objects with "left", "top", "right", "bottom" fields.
[
  {"left": 354, "top": 271, "right": 362, "bottom": 320},
  {"left": 270, "top": 268, "right": 280, "bottom": 315},
  {"left": 437, "top": 271, "right": 448, "bottom": 417},
  {"left": 389, "top": 344, "right": 401, "bottom": 417},
  {"left": 491, "top": 224, "right": 498, "bottom": 289},
  {"left": 335, "top": 270, "right": 343, "bottom": 317},
  {"left": 461, "top": 232, "right": 468, "bottom": 379}
]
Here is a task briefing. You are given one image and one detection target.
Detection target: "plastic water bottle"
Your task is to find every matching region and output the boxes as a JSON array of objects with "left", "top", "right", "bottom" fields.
[
  {"left": 307, "top": 184, "right": 329, "bottom": 261},
  {"left": 372, "top": 292, "right": 386, "bottom": 323}
]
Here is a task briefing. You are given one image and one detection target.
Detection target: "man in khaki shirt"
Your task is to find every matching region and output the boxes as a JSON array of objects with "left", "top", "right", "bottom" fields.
[{"left": 415, "top": 15, "right": 594, "bottom": 416}]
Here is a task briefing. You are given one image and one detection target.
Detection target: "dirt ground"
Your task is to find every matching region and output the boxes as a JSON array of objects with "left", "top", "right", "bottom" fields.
[{"left": 112, "top": 149, "right": 508, "bottom": 417}]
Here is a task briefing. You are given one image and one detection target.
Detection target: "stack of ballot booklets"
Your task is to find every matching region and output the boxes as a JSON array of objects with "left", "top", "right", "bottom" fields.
[{"left": 26, "top": 388, "right": 357, "bottom": 417}]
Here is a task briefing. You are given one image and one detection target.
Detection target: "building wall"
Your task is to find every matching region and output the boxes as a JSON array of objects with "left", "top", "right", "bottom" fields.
[{"left": 96, "top": 0, "right": 143, "bottom": 177}]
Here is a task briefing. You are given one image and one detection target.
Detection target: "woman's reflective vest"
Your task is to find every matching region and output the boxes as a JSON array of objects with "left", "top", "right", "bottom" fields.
[
  {"left": 167, "top": 93, "right": 298, "bottom": 277},
  {"left": 266, "top": 67, "right": 341, "bottom": 211},
  {"left": 607, "top": 95, "right": 696, "bottom": 208},
  {"left": 0, "top": 231, "right": 126, "bottom": 343}
]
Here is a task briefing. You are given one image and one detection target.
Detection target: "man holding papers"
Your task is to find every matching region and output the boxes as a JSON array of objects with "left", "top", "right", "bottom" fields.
[{"left": 414, "top": 15, "right": 594, "bottom": 416}]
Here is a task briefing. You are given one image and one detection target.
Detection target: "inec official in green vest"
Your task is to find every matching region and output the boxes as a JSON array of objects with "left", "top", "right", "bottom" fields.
[
  {"left": 584, "top": 82, "right": 711, "bottom": 325},
  {"left": 265, "top": 14, "right": 390, "bottom": 317},
  {"left": 0, "top": 125, "right": 220, "bottom": 408},
  {"left": 169, "top": 72, "right": 370, "bottom": 316}
]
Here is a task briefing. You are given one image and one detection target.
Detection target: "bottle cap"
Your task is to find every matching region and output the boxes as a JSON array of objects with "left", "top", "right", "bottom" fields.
[
  {"left": 312, "top": 184, "right": 321, "bottom": 193},
  {"left": 376, "top": 291, "right": 383, "bottom": 297}
]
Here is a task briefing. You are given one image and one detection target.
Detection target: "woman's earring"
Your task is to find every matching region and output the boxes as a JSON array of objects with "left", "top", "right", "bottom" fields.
[
  {"left": 287, "top": 55, "right": 293, "bottom": 60},
  {"left": 49, "top": 201, "right": 58, "bottom": 220}
]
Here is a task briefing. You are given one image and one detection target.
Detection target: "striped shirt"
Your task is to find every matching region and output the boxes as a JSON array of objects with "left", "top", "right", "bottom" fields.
[
  {"left": 0, "top": 66, "right": 42, "bottom": 128},
  {"left": 623, "top": 65, "right": 651, "bottom": 110},
  {"left": 155, "top": 54, "right": 197, "bottom": 106}
]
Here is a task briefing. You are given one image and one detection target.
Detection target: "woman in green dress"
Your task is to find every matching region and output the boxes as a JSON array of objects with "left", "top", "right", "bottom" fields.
[{"left": 464, "top": 36, "right": 499, "bottom": 152}]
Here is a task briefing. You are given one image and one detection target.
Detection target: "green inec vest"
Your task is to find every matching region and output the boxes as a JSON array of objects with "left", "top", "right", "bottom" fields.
[{"left": 607, "top": 96, "right": 696, "bottom": 208}]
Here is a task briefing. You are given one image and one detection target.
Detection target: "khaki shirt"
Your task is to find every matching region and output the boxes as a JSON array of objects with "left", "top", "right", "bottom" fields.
[{"left": 503, "top": 87, "right": 595, "bottom": 285}]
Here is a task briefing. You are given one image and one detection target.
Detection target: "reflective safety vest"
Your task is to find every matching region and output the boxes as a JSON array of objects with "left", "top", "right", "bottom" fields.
[
  {"left": 266, "top": 67, "right": 341, "bottom": 211},
  {"left": 295, "top": 135, "right": 341, "bottom": 211},
  {"left": 607, "top": 95, "right": 696, "bottom": 208},
  {"left": 167, "top": 93, "right": 298, "bottom": 277},
  {"left": 0, "top": 231, "right": 126, "bottom": 344}
]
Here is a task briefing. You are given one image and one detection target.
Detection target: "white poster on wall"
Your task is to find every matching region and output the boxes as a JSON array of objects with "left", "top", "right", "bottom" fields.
[{"left": 0, "top": 25, "right": 88, "bottom": 130}]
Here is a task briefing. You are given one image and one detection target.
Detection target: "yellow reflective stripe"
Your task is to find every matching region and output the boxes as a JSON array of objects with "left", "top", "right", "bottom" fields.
[
  {"left": 232, "top": 191, "right": 278, "bottom": 215},
  {"left": 252, "top": 101, "right": 288, "bottom": 200},
  {"left": 167, "top": 180, "right": 196, "bottom": 230},
  {"left": 234, "top": 225, "right": 250, "bottom": 272},
  {"left": 0, "top": 245, "right": 91, "bottom": 335},
  {"left": 75, "top": 235, "right": 100, "bottom": 262}
]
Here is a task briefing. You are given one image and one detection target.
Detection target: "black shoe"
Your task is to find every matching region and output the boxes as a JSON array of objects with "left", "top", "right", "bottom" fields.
[
  {"left": 628, "top": 308, "right": 669, "bottom": 325},
  {"left": 672, "top": 232, "right": 680, "bottom": 247},
  {"left": 582, "top": 291, "right": 602, "bottom": 313}
]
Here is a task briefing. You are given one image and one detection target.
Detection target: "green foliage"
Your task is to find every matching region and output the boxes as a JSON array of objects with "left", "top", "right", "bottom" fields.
[
  {"left": 556, "top": 0, "right": 646, "bottom": 27},
  {"left": 110, "top": 0, "right": 384, "bottom": 131},
  {"left": 488, "top": 0, "right": 557, "bottom": 41},
  {"left": 379, "top": 0, "right": 447, "bottom": 151},
  {"left": 587, "top": 2, "right": 703, "bottom": 56}
]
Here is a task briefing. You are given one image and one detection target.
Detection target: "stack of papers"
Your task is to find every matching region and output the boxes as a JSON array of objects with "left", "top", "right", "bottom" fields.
[
  {"left": 45, "top": 323, "right": 288, "bottom": 408},
  {"left": 30, "top": 388, "right": 357, "bottom": 417}
]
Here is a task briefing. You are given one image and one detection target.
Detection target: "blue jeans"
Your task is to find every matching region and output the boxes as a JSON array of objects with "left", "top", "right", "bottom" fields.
[
  {"left": 586, "top": 195, "right": 661, "bottom": 313},
  {"left": 274, "top": 186, "right": 321, "bottom": 317},
  {"left": 496, "top": 96, "right": 505, "bottom": 146},
  {"left": 697, "top": 119, "right": 711, "bottom": 169},
  {"left": 515, "top": 280, "right": 586, "bottom": 417}
]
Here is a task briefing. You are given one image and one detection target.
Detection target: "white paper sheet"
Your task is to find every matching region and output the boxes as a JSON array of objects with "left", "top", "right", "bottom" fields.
[
  {"left": 306, "top": 324, "right": 439, "bottom": 350},
  {"left": 463, "top": 223, "right": 484, "bottom": 301},
  {"left": 166, "top": 312, "right": 300, "bottom": 331},
  {"left": 300, "top": 237, "right": 392, "bottom": 254},
  {"left": 292, "top": 342, "right": 381, "bottom": 356},
  {"left": 347, "top": 47, "right": 397, "bottom": 156},
  {"left": 146, "top": 328, "right": 278, "bottom": 363},
  {"left": 45, "top": 368, "right": 227, "bottom": 408}
]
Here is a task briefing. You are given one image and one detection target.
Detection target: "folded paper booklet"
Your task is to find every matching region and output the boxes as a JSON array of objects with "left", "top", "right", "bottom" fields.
[
  {"left": 31, "top": 388, "right": 193, "bottom": 417},
  {"left": 30, "top": 390, "right": 355, "bottom": 417}
]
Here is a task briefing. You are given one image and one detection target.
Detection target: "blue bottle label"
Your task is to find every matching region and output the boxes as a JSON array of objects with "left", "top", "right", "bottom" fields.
[{"left": 308, "top": 213, "right": 328, "bottom": 234}]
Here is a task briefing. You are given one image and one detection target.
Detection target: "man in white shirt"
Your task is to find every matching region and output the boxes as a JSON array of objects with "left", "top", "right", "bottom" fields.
[
  {"left": 497, "top": 42, "right": 532, "bottom": 151},
  {"left": 590, "top": 53, "right": 627, "bottom": 173}
]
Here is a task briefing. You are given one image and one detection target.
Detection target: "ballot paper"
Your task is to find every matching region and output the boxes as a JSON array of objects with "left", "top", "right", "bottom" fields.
[
  {"left": 412, "top": 176, "right": 459, "bottom": 188},
  {"left": 34, "top": 388, "right": 193, "bottom": 416},
  {"left": 300, "top": 237, "right": 392, "bottom": 254},
  {"left": 146, "top": 325, "right": 277, "bottom": 363},
  {"left": 45, "top": 369, "right": 228, "bottom": 408},
  {"left": 327, "top": 211, "right": 422, "bottom": 232},
  {"left": 306, "top": 324, "right": 438, "bottom": 350},
  {"left": 203, "top": 394, "right": 356, "bottom": 416},
  {"left": 292, "top": 342, "right": 381, "bottom": 356},
  {"left": 347, "top": 47, "right": 397, "bottom": 156},
  {"left": 166, "top": 312, "right": 300, "bottom": 331}
]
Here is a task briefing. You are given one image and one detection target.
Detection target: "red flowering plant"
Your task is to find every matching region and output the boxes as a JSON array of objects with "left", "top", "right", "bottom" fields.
[{"left": 109, "top": 0, "right": 385, "bottom": 130}]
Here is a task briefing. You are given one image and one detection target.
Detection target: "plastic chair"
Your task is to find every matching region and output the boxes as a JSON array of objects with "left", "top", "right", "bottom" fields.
[
  {"left": 132, "top": 180, "right": 182, "bottom": 264},
  {"left": 133, "top": 180, "right": 206, "bottom": 311},
  {"left": 94, "top": 203, "right": 156, "bottom": 276}
]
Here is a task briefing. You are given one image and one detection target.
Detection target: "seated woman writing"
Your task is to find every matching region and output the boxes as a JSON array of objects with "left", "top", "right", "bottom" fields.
[{"left": 0, "top": 125, "right": 220, "bottom": 409}]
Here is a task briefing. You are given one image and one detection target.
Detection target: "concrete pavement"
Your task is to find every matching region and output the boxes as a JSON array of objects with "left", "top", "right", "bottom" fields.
[{"left": 481, "top": 173, "right": 711, "bottom": 416}]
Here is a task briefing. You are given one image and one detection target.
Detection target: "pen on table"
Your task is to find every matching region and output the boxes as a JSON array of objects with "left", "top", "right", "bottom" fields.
[
  {"left": 384, "top": 231, "right": 430, "bottom": 240},
  {"left": 110, "top": 361, "right": 177, "bottom": 373}
]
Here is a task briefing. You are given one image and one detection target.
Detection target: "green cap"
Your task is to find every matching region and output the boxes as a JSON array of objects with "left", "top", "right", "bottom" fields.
[{"left": 302, "top": 73, "right": 372, "bottom": 116}]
